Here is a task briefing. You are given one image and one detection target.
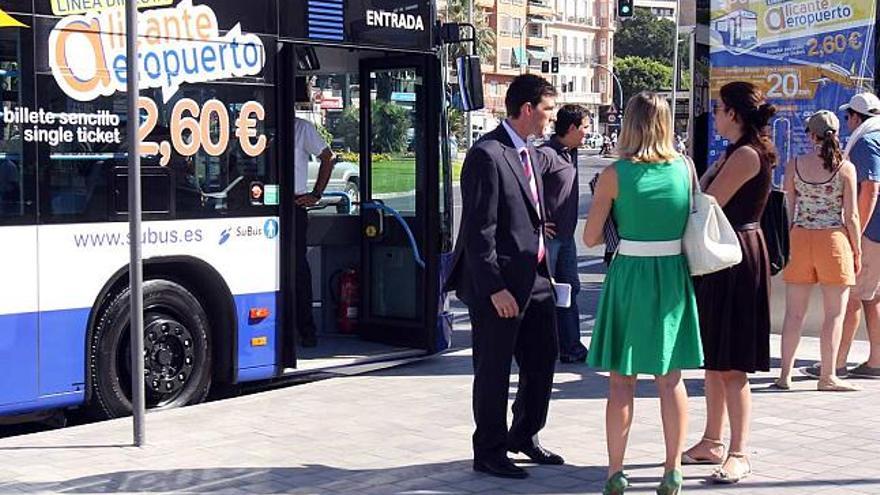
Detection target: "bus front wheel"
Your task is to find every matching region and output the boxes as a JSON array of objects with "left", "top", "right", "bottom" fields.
[{"left": 89, "top": 279, "right": 212, "bottom": 419}]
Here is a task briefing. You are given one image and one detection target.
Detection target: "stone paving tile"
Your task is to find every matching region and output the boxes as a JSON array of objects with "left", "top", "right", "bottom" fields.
[{"left": 1, "top": 336, "right": 878, "bottom": 494}]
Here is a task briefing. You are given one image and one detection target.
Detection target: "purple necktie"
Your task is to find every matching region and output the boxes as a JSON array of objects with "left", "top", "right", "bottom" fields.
[{"left": 520, "top": 149, "right": 545, "bottom": 263}]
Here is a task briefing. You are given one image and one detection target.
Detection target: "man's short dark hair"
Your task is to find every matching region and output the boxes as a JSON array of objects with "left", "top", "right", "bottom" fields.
[
  {"left": 505, "top": 74, "right": 557, "bottom": 118},
  {"left": 554, "top": 104, "right": 588, "bottom": 137},
  {"left": 848, "top": 108, "right": 879, "bottom": 122}
]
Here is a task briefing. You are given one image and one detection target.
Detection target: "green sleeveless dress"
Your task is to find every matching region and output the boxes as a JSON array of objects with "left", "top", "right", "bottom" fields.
[{"left": 587, "top": 157, "right": 703, "bottom": 376}]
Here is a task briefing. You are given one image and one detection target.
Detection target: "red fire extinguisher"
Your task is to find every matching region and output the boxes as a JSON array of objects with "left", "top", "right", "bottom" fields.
[{"left": 336, "top": 268, "right": 360, "bottom": 334}]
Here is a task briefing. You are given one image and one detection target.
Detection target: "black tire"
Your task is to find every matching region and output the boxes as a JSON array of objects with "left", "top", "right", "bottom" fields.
[
  {"left": 89, "top": 279, "right": 212, "bottom": 419},
  {"left": 344, "top": 179, "right": 360, "bottom": 213}
]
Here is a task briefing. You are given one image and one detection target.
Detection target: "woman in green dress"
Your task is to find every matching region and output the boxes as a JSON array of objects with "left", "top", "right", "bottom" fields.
[{"left": 584, "top": 92, "right": 703, "bottom": 495}]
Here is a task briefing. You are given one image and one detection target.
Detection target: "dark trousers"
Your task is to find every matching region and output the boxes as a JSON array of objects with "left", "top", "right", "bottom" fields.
[
  {"left": 469, "top": 272, "right": 558, "bottom": 461},
  {"left": 296, "top": 206, "right": 317, "bottom": 339}
]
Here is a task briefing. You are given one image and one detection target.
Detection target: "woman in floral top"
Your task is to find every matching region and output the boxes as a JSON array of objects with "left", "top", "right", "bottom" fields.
[{"left": 776, "top": 110, "right": 861, "bottom": 392}]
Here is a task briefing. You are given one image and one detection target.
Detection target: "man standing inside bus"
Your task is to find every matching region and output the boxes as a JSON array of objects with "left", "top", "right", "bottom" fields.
[
  {"left": 447, "top": 74, "right": 562, "bottom": 479},
  {"left": 539, "top": 104, "right": 590, "bottom": 364},
  {"left": 293, "top": 115, "right": 336, "bottom": 348}
]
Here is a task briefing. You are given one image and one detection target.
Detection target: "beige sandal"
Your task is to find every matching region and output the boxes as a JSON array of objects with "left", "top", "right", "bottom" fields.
[
  {"left": 710, "top": 452, "right": 751, "bottom": 484},
  {"left": 682, "top": 437, "right": 725, "bottom": 465}
]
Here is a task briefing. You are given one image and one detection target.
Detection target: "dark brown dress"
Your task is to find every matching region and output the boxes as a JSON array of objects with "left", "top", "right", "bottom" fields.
[{"left": 696, "top": 151, "right": 772, "bottom": 373}]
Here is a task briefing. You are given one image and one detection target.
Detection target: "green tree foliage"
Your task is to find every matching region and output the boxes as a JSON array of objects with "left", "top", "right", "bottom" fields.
[
  {"left": 330, "top": 106, "right": 360, "bottom": 151},
  {"left": 615, "top": 56, "right": 672, "bottom": 107},
  {"left": 329, "top": 101, "right": 412, "bottom": 154},
  {"left": 615, "top": 9, "right": 675, "bottom": 62},
  {"left": 448, "top": 107, "right": 466, "bottom": 142},
  {"left": 371, "top": 100, "right": 411, "bottom": 153},
  {"left": 441, "top": 0, "right": 496, "bottom": 64}
]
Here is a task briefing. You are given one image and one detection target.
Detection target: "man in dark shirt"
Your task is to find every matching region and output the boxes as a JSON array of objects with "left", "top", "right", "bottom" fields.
[{"left": 540, "top": 104, "right": 590, "bottom": 363}]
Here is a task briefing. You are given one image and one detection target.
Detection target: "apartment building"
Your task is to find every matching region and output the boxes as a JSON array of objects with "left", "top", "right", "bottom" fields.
[
  {"left": 473, "top": 0, "right": 614, "bottom": 133},
  {"left": 634, "top": 0, "right": 676, "bottom": 19},
  {"left": 546, "top": 0, "right": 615, "bottom": 127},
  {"left": 437, "top": 0, "right": 615, "bottom": 135}
]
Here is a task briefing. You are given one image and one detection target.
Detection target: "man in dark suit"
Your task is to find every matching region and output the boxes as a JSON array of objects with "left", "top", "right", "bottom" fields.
[{"left": 446, "top": 74, "right": 561, "bottom": 479}]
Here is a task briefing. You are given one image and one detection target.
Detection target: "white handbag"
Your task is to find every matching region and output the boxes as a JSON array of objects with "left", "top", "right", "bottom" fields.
[{"left": 681, "top": 155, "right": 742, "bottom": 276}]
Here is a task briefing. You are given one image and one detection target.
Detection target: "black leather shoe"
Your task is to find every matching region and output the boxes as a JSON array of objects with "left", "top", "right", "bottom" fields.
[
  {"left": 473, "top": 457, "right": 529, "bottom": 479},
  {"left": 300, "top": 334, "right": 318, "bottom": 348},
  {"left": 509, "top": 443, "right": 565, "bottom": 465},
  {"left": 560, "top": 353, "right": 587, "bottom": 364}
]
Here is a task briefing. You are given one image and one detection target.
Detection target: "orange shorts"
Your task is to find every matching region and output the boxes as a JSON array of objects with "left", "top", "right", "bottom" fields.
[{"left": 783, "top": 227, "right": 855, "bottom": 286}]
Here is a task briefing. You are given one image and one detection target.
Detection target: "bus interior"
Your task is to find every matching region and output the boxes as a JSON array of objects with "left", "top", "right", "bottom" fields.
[{"left": 285, "top": 44, "right": 446, "bottom": 372}]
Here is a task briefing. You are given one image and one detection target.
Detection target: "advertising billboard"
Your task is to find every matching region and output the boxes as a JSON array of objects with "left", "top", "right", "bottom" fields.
[{"left": 709, "top": 0, "right": 876, "bottom": 179}]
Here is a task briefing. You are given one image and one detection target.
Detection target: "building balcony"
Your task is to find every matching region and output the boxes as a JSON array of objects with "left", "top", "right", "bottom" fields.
[
  {"left": 556, "top": 91, "right": 604, "bottom": 105},
  {"left": 525, "top": 35, "right": 552, "bottom": 47},
  {"left": 527, "top": 0, "right": 554, "bottom": 15}
]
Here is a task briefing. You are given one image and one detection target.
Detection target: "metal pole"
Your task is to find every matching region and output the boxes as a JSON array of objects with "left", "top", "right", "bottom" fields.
[
  {"left": 125, "top": 0, "right": 146, "bottom": 447},
  {"left": 671, "top": 0, "right": 682, "bottom": 134},
  {"left": 466, "top": 0, "right": 473, "bottom": 150},
  {"left": 593, "top": 63, "right": 623, "bottom": 113},
  {"left": 519, "top": 22, "right": 527, "bottom": 74}
]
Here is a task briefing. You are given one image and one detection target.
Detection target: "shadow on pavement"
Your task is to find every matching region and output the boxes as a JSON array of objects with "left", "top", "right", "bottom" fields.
[
  {"left": 0, "top": 462, "right": 605, "bottom": 494},
  {"left": 5, "top": 462, "right": 880, "bottom": 494}
]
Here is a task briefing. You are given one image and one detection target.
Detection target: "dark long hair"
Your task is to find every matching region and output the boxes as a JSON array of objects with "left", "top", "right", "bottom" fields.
[
  {"left": 719, "top": 82, "right": 778, "bottom": 167},
  {"left": 817, "top": 130, "right": 843, "bottom": 172}
]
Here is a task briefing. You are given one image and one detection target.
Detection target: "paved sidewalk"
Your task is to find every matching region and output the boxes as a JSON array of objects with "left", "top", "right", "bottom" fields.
[{"left": 0, "top": 330, "right": 878, "bottom": 495}]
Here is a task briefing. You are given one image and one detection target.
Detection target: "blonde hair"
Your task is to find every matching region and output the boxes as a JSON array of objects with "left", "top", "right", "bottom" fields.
[{"left": 616, "top": 92, "right": 678, "bottom": 163}]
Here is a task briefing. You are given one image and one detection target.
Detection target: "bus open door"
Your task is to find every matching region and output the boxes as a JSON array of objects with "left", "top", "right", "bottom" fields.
[{"left": 277, "top": 45, "right": 448, "bottom": 373}]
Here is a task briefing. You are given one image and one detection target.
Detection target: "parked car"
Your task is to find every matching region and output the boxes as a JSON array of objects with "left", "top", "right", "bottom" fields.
[
  {"left": 307, "top": 156, "right": 359, "bottom": 214},
  {"left": 585, "top": 133, "right": 604, "bottom": 149}
]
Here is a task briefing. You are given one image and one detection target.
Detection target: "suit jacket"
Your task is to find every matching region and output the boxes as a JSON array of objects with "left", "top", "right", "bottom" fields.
[{"left": 446, "top": 125, "right": 551, "bottom": 309}]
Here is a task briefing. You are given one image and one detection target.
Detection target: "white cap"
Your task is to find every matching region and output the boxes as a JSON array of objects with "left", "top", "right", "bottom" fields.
[{"left": 839, "top": 93, "right": 880, "bottom": 116}]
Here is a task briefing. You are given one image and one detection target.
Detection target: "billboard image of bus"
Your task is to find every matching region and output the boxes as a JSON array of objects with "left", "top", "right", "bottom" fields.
[{"left": 704, "top": 0, "right": 877, "bottom": 179}]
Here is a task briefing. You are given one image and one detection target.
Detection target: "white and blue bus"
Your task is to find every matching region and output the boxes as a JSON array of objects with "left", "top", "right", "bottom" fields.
[{"left": 0, "top": 0, "right": 471, "bottom": 420}]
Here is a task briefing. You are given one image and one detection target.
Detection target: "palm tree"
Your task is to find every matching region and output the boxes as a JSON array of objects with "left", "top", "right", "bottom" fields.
[{"left": 440, "top": 0, "right": 496, "bottom": 65}]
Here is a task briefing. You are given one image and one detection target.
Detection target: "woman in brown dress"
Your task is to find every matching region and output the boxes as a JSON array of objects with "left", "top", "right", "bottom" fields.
[{"left": 682, "top": 82, "right": 777, "bottom": 484}]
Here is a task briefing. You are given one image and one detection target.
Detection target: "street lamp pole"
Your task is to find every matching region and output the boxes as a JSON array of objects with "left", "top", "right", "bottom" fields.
[
  {"left": 519, "top": 21, "right": 530, "bottom": 74},
  {"left": 519, "top": 19, "right": 548, "bottom": 74},
  {"left": 592, "top": 62, "right": 624, "bottom": 114},
  {"left": 671, "top": 0, "right": 682, "bottom": 132}
]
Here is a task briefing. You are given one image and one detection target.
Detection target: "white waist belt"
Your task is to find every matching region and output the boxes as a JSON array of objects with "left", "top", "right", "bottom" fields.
[{"left": 617, "top": 239, "right": 682, "bottom": 257}]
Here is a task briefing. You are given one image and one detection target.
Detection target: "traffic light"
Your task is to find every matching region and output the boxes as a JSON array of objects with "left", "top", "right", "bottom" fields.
[
  {"left": 551, "top": 56, "right": 559, "bottom": 73},
  {"left": 541, "top": 60, "right": 550, "bottom": 73},
  {"left": 617, "top": 0, "right": 633, "bottom": 17}
]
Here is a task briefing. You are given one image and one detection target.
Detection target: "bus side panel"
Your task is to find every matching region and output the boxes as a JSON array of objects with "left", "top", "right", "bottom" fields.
[
  {"left": 0, "top": 313, "right": 39, "bottom": 407},
  {"left": 38, "top": 308, "right": 88, "bottom": 396},
  {"left": 0, "top": 226, "right": 40, "bottom": 410},
  {"left": 235, "top": 292, "right": 278, "bottom": 382}
]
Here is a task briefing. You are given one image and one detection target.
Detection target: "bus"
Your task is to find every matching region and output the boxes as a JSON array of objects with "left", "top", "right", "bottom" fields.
[
  {"left": 688, "top": 0, "right": 878, "bottom": 174},
  {"left": 0, "top": 0, "right": 474, "bottom": 420}
]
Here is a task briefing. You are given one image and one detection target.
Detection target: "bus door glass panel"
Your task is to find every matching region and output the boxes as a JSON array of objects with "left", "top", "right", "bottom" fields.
[
  {"left": 0, "top": 21, "right": 39, "bottom": 406},
  {"left": 359, "top": 58, "right": 428, "bottom": 347}
]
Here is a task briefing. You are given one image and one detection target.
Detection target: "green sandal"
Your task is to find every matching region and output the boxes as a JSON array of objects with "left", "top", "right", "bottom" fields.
[
  {"left": 657, "top": 469, "right": 683, "bottom": 495},
  {"left": 603, "top": 471, "right": 629, "bottom": 495}
]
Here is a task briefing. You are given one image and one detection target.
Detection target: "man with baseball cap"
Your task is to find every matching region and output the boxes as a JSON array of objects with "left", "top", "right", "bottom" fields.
[{"left": 808, "top": 92, "right": 880, "bottom": 379}]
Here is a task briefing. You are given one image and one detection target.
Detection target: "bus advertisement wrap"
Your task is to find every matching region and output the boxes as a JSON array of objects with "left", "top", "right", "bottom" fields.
[
  {"left": 49, "top": 0, "right": 266, "bottom": 102},
  {"left": 709, "top": 0, "right": 877, "bottom": 175}
]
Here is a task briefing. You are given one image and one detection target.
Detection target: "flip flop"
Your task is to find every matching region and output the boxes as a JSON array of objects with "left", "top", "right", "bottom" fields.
[
  {"left": 682, "top": 437, "right": 725, "bottom": 465},
  {"left": 818, "top": 378, "right": 861, "bottom": 392},
  {"left": 770, "top": 378, "right": 791, "bottom": 390}
]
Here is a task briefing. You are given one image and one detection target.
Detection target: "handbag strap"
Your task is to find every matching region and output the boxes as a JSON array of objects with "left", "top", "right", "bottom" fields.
[{"left": 681, "top": 154, "right": 700, "bottom": 212}]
